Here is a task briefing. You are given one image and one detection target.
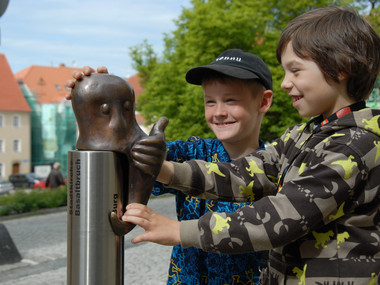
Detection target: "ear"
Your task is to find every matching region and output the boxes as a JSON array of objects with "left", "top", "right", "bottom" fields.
[
  {"left": 338, "top": 72, "right": 348, "bottom": 82},
  {"left": 259, "top": 90, "right": 273, "bottom": 114}
]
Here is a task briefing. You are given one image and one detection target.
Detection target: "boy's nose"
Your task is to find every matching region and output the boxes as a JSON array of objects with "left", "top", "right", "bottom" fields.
[
  {"left": 281, "top": 76, "right": 293, "bottom": 90},
  {"left": 214, "top": 103, "right": 227, "bottom": 117}
]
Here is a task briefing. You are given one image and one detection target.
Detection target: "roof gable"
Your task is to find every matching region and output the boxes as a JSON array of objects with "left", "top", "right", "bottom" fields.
[
  {"left": 15, "top": 64, "right": 83, "bottom": 104},
  {"left": 127, "top": 73, "right": 144, "bottom": 99},
  {"left": 126, "top": 73, "right": 146, "bottom": 124},
  {"left": 0, "top": 54, "right": 31, "bottom": 112}
]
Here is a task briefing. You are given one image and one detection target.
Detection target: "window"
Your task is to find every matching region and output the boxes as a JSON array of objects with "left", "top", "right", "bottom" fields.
[
  {"left": 0, "top": 139, "right": 4, "bottom": 153},
  {"left": 13, "top": 115, "right": 20, "bottom": 128},
  {"left": 0, "top": 115, "right": 3, "bottom": 128},
  {"left": 13, "top": 139, "right": 20, "bottom": 152},
  {"left": 0, "top": 163, "right": 3, "bottom": 178}
]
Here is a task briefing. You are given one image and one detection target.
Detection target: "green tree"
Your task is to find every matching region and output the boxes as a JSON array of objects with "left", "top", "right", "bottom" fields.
[
  {"left": 367, "top": 0, "right": 380, "bottom": 34},
  {"left": 131, "top": 0, "right": 360, "bottom": 142}
]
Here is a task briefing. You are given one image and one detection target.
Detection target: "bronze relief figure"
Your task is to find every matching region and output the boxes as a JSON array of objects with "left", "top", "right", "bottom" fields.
[{"left": 71, "top": 73, "right": 167, "bottom": 235}]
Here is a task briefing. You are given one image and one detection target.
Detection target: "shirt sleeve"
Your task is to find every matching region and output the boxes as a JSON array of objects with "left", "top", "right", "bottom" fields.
[
  {"left": 152, "top": 139, "right": 200, "bottom": 196},
  {"left": 167, "top": 140, "right": 281, "bottom": 202},
  {"left": 176, "top": 136, "right": 368, "bottom": 254}
]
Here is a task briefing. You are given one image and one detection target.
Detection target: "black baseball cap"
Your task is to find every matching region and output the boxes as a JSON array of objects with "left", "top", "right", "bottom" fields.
[{"left": 186, "top": 49, "right": 272, "bottom": 90}]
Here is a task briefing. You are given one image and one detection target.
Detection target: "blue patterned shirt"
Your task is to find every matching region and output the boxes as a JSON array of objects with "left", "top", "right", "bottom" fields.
[{"left": 153, "top": 136, "right": 265, "bottom": 285}]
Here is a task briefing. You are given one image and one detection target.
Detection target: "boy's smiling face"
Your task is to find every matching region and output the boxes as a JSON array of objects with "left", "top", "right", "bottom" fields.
[
  {"left": 202, "top": 78, "right": 264, "bottom": 149},
  {"left": 280, "top": 42, "right": 353, "bottom": 119}
]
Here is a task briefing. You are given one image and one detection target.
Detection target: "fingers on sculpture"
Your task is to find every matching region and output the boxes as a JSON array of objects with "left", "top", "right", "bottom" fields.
[{"left": 71, "top": 73, "right": 168, "bottom": 235}]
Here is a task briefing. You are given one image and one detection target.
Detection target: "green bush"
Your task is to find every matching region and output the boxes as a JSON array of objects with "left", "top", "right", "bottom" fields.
[{"left": 0, "top": 186, "right": 67, "bottom": 217}]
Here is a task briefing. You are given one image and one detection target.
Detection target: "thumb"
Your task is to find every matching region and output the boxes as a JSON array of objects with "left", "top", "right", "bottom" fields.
[
  {"left": 149, "top": 117, "right": 169, "bottom": 136},
  {"left": 131, "top": 233, "right": 148, "bottom": 244}
]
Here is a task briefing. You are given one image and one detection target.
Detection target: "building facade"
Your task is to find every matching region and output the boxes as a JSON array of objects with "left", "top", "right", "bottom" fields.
[
  {"left": 0, "top": 54, "right": 32, "bottom": 179},
  {"left": 15, "top": 64, "right": 82, "bottom": 176}
]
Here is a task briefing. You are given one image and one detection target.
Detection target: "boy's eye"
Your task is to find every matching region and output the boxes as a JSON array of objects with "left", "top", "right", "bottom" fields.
[
  {"left": 225, "top": 98, "right": 238, "bottom": 105},
  {"left": 205, "top": 100, "right": 215, "bottom": 106}
]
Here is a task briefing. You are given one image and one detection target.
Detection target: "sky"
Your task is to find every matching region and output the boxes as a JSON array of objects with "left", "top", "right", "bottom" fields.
[{"left": 0, "top": 0, "right": 191, "bottom": 78}]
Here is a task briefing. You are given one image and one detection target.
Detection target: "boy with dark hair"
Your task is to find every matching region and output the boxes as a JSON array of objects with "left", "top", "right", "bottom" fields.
[{"left": 124, "top": 6, "right": 380, "bottom": 284}]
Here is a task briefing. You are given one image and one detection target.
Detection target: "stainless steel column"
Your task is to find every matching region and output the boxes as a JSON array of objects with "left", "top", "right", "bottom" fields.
[{"left": 67, "top": 150, "right": 127, "bottom": 285}]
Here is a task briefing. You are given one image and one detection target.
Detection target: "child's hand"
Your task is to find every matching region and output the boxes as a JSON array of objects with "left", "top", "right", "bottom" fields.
[
  {"left": 131, "top": 116, "right": 169, "bottom": 177},
  {"left": 65, "top": 66, "right": 108, "bottom": 100},
  {"left": 122, "top": 203, "right": 181, "bottom": 246}
]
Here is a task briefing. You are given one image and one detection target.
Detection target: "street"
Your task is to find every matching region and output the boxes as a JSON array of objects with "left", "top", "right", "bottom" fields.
[{"left": 0, "top": 195, "right": 177, "bottom": 285}]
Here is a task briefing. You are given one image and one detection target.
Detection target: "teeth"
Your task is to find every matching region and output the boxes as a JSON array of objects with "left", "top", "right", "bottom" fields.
[{"left": 292, "top": 96, "right": 302, "bottom": 102}]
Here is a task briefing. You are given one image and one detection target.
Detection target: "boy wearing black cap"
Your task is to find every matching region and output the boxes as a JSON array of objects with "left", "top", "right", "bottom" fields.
[{"left": 151, "top": 49, "right": 273, "bottom": 284}]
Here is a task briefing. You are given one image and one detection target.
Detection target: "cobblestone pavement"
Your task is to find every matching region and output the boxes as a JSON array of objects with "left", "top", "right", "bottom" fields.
[{"left": 0, "top": 195, "right": 176, "bottom": 284}]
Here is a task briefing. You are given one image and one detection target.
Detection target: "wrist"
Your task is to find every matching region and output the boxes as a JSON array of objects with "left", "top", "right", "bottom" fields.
[{"left": 157, "top": 161, "right": 173, "bottom": 185}]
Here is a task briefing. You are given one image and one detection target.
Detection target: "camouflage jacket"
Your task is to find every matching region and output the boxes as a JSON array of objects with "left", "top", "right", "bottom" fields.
[{"left": 167, "top": 104, "right": 380, "bottom": 284}]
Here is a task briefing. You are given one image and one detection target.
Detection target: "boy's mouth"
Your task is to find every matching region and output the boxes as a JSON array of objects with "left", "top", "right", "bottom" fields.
[
  {"left": 215, "top": 121, "right": 235, "bottom": 126},
  {"left": 291, "top": 95, "right": 303, "bottom": 102}
]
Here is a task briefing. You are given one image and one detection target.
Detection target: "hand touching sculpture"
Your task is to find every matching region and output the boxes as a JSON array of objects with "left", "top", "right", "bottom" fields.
[{"left": 122, "top": 203, "right": 181, "bottom": 246}]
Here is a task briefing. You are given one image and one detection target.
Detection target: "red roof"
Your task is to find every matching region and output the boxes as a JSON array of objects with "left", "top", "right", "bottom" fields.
[
  {"left": 0, "top": 54, "right": 31, "bottom": 112},
  {"left": 14, "top": 64, "right": 83, "bottom": 104},
  {"left": 135, "top": 112, "right": 146, "bottom": 125},
  {"left": 126, "top": 73, "right": 146, "bottom": 124},
  {"left": 127, "top": 73, "right": 144, "bottom": 101}
]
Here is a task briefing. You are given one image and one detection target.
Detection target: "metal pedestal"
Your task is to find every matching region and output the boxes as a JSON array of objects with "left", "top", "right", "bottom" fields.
[{"left": 67, "top": 150, "right": 127, "bottom": 285}]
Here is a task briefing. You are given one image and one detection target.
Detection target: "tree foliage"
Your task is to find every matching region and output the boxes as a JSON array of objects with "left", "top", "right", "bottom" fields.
[
  {"left": 367, "top": 0, "right": 380, "bottom": 34},
  {"left": 130, "top": 0, "right": 376, "bottom": 143}
]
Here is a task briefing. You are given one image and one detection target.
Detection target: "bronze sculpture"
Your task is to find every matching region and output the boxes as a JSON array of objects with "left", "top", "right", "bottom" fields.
[{"left": 71, "top": 73, "right": 167, "bottom": 235}]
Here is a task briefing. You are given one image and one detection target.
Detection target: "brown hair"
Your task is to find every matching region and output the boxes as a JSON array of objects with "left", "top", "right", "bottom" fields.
[
  {"left": 201, "top": 70, "right": 265, "bottom": 95},
  {"left": 276, "top": 6, "right": 380, "bottom": 101}
]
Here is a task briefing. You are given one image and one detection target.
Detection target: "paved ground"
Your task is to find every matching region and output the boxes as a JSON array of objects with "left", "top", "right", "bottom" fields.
[{"left": 0, "top": 195, "right": 176, "bottom": 285}]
